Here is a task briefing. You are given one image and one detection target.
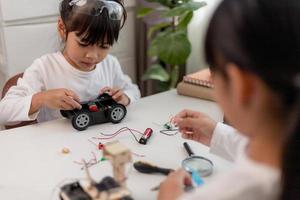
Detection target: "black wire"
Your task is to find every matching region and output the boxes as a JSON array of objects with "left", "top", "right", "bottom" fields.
[
  {"left": 127, "top": 128, "right": 140, "bottom": 143},
  {"left": 99, "top": 127, "right": 142, "bottom": 142},
  {"left": 160, "top": 129, "right": 179, "bottom": 136}
]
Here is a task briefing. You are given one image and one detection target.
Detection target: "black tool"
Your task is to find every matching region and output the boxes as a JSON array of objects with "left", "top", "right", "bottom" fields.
[
  {"left": 183, "top": 142, "right": 213, "bottom": 164},
  {"left": 133, "top": 161, "right": 174, "bottom": 175},
  {"left": 183, "top": 142, "right": 195, "bottom": 156}
]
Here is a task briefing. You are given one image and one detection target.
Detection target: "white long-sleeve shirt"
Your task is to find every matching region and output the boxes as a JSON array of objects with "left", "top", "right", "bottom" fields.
[
  {"left": 180, "top": 123, "right": 280, "bottom": 200},
  {"left": 0, "top": 52, "right": 140, "bottom": 124}
]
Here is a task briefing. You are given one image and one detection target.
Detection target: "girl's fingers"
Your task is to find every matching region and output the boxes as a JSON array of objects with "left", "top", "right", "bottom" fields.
[
  {"left": 179, "top": 126, "right": 194, "bottom": 133},
  {"left": 63, "top": 96, "right": 82, "bottom": 109},
  {"left": 112, "top": 89, "right": 123, "bottom": 100},
  {"left": 177, "top": 118, "right": 197, "bottom": 131},
  {"left": 176, "top": 109, "right": 200, "bottom": 119},
  {"left": 172, "top": 169, "right": 192, "bottom": 185},
  {"left": 100, "top": 87, "right": 113, "bottom": 95},
  {"left": 175, "top": 109, "right": 191, "bottom": 119},
  {"left": 182, "top": 133, "right": 189, "bottom": 139},
  {"left": 182, "top": 133, "right": 194, "bottom": 140},
  {"left": 65, "top": 90, "right": 80, "bottom": 102},
  {"left": 60, "top": 101, "right": 73, "bottom": 110},
  {"left": 181, "top": 170, "right": 192, "bottom": 186}
]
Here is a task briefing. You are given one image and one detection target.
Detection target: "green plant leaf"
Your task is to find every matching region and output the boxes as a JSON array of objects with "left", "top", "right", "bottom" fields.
[
  {"left": 170, "top": 65, "right": 180, "bottom": 88},
  {"left": 147, "top": 22, "right": 170, "bottom": 38},
  {"left": 148, "top": 29, "right": 172, "bottom": 56},
  {"left": 142, "top": 64, "right": 170, "bottom": 82},
  {"left": 163, "top": 1, "right": 206, "bottom": 17},
  {"left": 177, "top": 11, "right": 193, "bottom": 30},
  {"left": 144, "top": 0, "right": 173, "bottom": 8},
  {"left": 149, "top": 29, "right": 173, "bottom": 57},
  {"left": 137, "top": 7, "right": 154, "bottom": 18},
  {"left": 157, "top": 81, "right": 170, "bottom": 92},
  {"left": 151, "top": 31, "right": 191, "bottom": 65},
  {"left": 148, "top": 36, "right": 160, "bottom": 57}
]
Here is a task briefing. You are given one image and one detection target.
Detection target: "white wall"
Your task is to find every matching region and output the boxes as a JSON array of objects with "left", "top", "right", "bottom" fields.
[
  {"left": 0, "top": 0, "right": 137, "bottom": 81},
  {"left": 187, "top": 0, "right": 222, "bottom": 73}
]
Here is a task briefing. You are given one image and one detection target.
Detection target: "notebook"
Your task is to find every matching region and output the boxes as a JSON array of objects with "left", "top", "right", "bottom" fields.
[
  {"left": 177, "top": 81, "right": 215, "bottom": 101},
  {"left": 183, "top": 68, "right": 214, "bottom": 88}
]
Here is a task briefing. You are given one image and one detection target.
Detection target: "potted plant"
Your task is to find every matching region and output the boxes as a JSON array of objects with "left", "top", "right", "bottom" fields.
[{"left": 138, "top": 0, "right": 206, "bottom": 91}]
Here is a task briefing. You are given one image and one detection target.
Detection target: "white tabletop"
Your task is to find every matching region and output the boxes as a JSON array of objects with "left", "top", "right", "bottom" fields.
[{"left": 0, "top": 90, "right": 232, "bottom": 200}]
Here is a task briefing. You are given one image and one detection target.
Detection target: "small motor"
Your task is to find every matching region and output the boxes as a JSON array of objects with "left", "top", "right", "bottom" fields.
[
  {"left": 60, "top": 141, "right": 133, "bottom": 200},
  {"left": 60, "top": 182, "right": 91, "bottom": 200},
  {"left": 59, "top": 176, "right": 133, "bottom": 200}
]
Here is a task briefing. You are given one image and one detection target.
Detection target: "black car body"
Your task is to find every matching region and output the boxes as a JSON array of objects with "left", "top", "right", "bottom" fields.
[{"left": 61, "top": 93, "right": 127, "bottom": 131}]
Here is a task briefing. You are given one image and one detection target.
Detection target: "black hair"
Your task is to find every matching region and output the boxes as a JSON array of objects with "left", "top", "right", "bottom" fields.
[
  {"left": 204, "top": 0, "right": 300, "bottom": 199},
  {"left": 59, "top": 0, "right": 127, "bottom": 46},
  {"left": 282, "top": 100, "right": 300, "bottom": 199}
]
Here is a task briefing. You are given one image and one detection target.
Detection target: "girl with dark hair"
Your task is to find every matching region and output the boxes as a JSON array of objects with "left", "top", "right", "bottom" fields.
[
  {"left": 158, "top": 0, "right": 300, "bottom": 199},
  {"left": 0, "top": 0, "right": 140, "bottom": 124}
]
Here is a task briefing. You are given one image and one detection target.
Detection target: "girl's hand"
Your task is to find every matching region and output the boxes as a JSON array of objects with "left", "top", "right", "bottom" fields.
[
  {"left": 100, "top": 87, "right": 130, "bottom": 106},
  {"left": 173, "top": 109, "right": 217, "bottom": 146},
  {"left": 158, "top": 169, "right": 192, "bottom": 200},
  {"left": 30, "top": 89, "right": 81, "bottom": 115}
]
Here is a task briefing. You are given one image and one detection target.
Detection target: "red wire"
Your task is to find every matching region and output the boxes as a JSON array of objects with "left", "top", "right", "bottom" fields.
[
  {"left": 132, "top": 152, "right": 146, "bottom": 157},
  {"left": 127, "top": 128, "right": 144, "bottom": 135},
  {"left": 74, "top": 151, "right": 100, "bottom": 169},
  {"left": 92, "top": 127, "right": 143, "bottom": 142},
  {"left": 93, "top": 127, "right": 127, "bottom": 139}
]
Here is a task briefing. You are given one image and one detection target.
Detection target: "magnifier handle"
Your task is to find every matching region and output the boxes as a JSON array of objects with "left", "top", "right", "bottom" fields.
[{"left": 183, "top": 142, "right": 194, "bottom": 156}]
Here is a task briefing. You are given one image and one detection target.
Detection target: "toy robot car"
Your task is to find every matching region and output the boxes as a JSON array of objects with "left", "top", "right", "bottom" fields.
[{"left": 61, "top": 93, "right": 127, "bottom": 131}]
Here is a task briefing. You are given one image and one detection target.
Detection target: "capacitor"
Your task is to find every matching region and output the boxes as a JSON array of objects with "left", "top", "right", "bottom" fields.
[
  {"left": 98, "top": 142, "right": 104, "bottom": 150},
  {"left": 139, "top": 128, "right": 153, "bottom": 145}
]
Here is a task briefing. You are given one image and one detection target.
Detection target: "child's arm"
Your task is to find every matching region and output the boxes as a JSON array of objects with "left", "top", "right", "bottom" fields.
[
  {"left": 173, "top": 109, "right": 248, "bottom": 162},
  {"left": 30, "top": 89, "right": 82, "bottom": 115},
  {"left": 0, "top": 61, "right": 81, "bottom": 124},
  {"left": 173, "top": 109, "right": 217, "bottom": 146},
  {"left": 209, "top": 123, "right": 248, "bottom": 161},
  {"left": 0, "top": 63, "right": 44, "bottom": 124}
]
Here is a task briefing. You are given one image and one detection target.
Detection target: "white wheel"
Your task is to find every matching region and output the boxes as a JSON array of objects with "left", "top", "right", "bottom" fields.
[
  {"left": 72, "top": 111, "right": 90, "bottom": 131},
  {"left": 109, "top": 105, "right": 126, "bottom": 123}
]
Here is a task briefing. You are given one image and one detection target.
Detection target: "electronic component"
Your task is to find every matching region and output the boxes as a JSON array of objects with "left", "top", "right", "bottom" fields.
[
  {"left": 138, "top": 128, "right": 153, "bottom": 145},
  {"left": 103, "top": 141, "right": 132, "bottom": 187},
  {"left": 98, "top": 142, "right": 104, "bottom": 150},
  {"left": 60, "top": 181, "right": 92, "bottom": 200},
  {"left": 60, "top": 177, "right": 133, "bottom": 200},
  {"left": 163, "top": 122, "right": 172, "bottom": 130},
  {"left": 60, "top": 141, "right": 133, "bottom": 200}
]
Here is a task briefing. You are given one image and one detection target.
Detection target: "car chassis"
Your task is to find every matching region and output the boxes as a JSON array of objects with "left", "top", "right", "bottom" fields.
[{"left": 61, "top": 93, "right": 127, "bottom": 131}]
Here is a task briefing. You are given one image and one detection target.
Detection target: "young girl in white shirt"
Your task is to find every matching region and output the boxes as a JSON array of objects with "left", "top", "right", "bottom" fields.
[
  {"left": 158, "top": 0, "right": 300, "bottom": 199},
  {"left": 0, "top": 0, "right": 140, "bottom": 124}
]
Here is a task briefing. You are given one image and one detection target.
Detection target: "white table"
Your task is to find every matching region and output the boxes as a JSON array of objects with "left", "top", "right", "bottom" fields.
[{"left": 0, "top": 90, "right": 233, "bottom": 200}]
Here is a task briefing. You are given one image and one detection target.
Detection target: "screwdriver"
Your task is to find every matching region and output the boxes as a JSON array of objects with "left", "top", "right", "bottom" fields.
[{"left": 133, "top": 161, "right": 174, "bottom": 176}]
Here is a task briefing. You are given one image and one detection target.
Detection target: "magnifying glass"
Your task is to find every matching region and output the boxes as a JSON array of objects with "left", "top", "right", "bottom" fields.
[{"left": 182, "top": 142, "right": 214, "bottom": 177}]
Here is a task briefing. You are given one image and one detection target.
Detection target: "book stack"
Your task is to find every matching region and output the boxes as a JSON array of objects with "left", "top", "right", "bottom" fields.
[{"left": 177, "top": 68, "right": 215, "bottom": 101}]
